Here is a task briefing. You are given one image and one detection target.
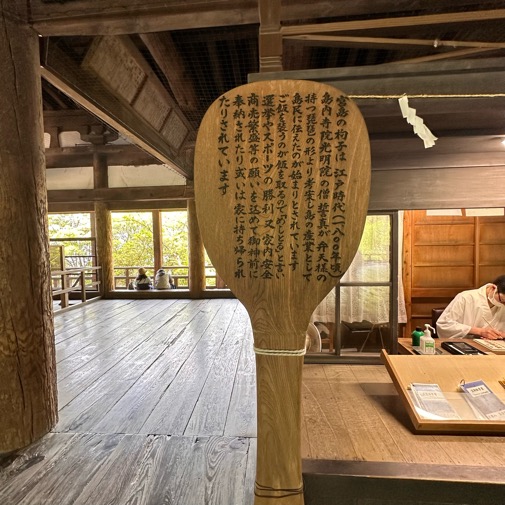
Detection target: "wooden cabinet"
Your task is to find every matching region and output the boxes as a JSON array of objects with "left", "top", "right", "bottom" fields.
[{"left": 403, "top": 210, "right": 505, "bottom": 335}]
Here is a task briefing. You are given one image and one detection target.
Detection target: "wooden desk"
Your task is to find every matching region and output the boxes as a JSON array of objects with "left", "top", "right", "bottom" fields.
[
  {"left": 382, "top": 350, "right": 505, "bottom": 433},
  {"left": 397, "top": 337, "right": 505, "bottom": 355}
]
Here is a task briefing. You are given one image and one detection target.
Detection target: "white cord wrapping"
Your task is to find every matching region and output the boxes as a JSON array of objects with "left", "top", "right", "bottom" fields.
[{"left": 253, "top": 345, "right": 306, "bottom": 356}]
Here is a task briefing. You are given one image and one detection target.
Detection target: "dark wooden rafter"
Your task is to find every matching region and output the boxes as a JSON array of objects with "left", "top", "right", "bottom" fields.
[
  {"left": 41, "top": 38, "right": 193, "bottom": 180},
  {"left": 283, "top": 34, "right": 505, "bottom": 51},
  {"left": 44, "top": 109, "right": 107, "bottom": 139},
  {"left": 45, "top": 145, "right": 160, "bottom": 169},
  {"left": 28, "top": 0, "right": 501, "bottom": 36},
  {"left": 43, "top": 83, "right": 70, "bottom": 109},
  {"left": 206, "top": 41, "right": 226, "bottom": 96},
  {"left": 392, "top": 47, "right": 499, "bottom": 64},
  {"left": 280, "top": 8, "right": 505, "bottom": 36},
  {"left": 139, "top": 32, "right": 199, "bottom": 120},
  {"left": 262, "top": 6, "right": 505, "bottom": 85},
  {"left": 29, "top": 0, "right": 260, "bottom": 36},
  {"left": 47, "top": 185, "right": 194, "bottom": 203},
  {"left": 283, "top": 10, "right": 505, "bottom": 72}
]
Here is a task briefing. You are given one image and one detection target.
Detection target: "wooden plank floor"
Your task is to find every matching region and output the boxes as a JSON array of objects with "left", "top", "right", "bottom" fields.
[{"left": 2, "top": 299, "right": 505, "bottom": 505}]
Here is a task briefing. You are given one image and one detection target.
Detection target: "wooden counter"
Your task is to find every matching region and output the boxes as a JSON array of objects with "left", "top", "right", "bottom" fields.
[
  {"left": 382, "top": 350, "right": 505, "bottom": 433},
  {"left": 397, "top": 337, "right": 505, "bottom": 355}
]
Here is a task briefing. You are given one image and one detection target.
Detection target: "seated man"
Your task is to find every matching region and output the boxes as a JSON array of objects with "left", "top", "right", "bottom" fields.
[{"left": 437, "top": 275, "right": 505, "bottom": 339}]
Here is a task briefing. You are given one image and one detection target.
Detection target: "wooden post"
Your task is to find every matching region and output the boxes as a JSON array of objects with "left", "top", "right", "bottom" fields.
[
  {"left": 93, "top": 151, "right": 109, "bottom": 190},
  {"left": 187, "top": 199, "right": 206, "bottom": 296},
  {"left": 80, "top": 270, "right": 87, "bottom": 303},
  {"left": 258, "top": 0, "right": 283, "bottom": 72},
  {"left": 153, "top": 210, "right": 163, "bottom": 273},
  {"left": 0, "top": 8, "right": 58, "bottom": 452},
  {"left": 95, "top": 202, "right": 114, "bottom": 295},
  {"left": 402, "top": 211, "right": 413, "bottom": 335}
]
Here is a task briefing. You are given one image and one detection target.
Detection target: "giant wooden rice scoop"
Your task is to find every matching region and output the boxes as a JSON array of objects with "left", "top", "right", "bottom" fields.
[{"left": 195, "top": 80, "right": 370, "bottom": 504}]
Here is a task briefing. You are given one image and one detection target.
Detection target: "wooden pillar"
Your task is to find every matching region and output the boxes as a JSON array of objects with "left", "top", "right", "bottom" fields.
[
  {"left": 187, "top": 199, "right": 206, "bottom": 296},
  {"left": 95, "top": 202, "right": 114, "bottom": 296},
  {"left": 0, "top": 9, "right": 58, "bottom": 452},
  {"left": 153, "top": 210, "right": 163, "bottom": 273},
  {"left": 93, "top": 151, "right": 108, "bottom": 190},
  {"left": 258, "top": 0, "right": 283, "bottom": 72},
  {"left": 402, "top": 211, "right": 413, "bottom": 335}
]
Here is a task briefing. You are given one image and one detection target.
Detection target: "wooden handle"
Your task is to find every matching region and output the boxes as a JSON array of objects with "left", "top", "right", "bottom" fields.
[{"left": 255, "top": 351, "right": 304, "bottom": 505}]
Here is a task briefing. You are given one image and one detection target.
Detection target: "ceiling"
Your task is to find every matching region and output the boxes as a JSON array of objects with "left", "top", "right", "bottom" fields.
[{"left": 7, "top": 1, "right": 505, "bottom": 185}]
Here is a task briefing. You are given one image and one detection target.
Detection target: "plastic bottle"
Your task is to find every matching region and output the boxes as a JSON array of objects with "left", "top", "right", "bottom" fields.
[
  {"left": 411, "top": 326, "right": 424, "bottom": 347},
  {"left": 420, "top": 324, "right": 436, "bottom": 354}
]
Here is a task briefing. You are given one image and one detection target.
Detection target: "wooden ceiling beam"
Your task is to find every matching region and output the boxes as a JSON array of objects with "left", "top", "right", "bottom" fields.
[
  {"left": 30, "top": 0, "right": 259, "bottom": 36},
  {"left": 41, "top": 39, "right": 192, "bottom": 180},
  {"left": 45, "top": 145, "right": 160, "bottom": 169},
  {"left": 250, "top": 57, "right": 505, "bottom": 97},
  {"left": 47, "top": 185, "right": 194, "bottom": 203},
  {"left": 48, "top": 200, "right": 188, "bottom": 213},
  {"left": 284, "top": 34, "right": 505, "bottom": 51},
  {"left": 281, "top": 9, "right": 505, "bottom": 36},
  {"left": 29, "top": 0, "right": 496, "bottom": 36},
  {"left": 44, "top": 110, "right": 106, "bottom": 130},
  {"left": 392, "top": 47, "right": 498, "bottom": 64},
  {"left": 139, "top": 33, "right": 198, "bottom": 118}
]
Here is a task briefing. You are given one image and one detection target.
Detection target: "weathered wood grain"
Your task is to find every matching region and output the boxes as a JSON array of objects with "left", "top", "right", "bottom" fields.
[
  {"left": 6, "top": 433, "right": 122, "bottom": 505},
  {"left": 53, "top": 299, "right": 137, "bottom": 342},
  {"left": 224, "top": 308, "right": 257, "bottom": 438},
  {"left": 56, "top": 302, "right": 217, "bottom": 432},
  {"left": 202, "top": 437, "right": 250, "bottom": 505},
  {"left": 56, "top": 299, "right": 171, "bottom": 369},
  {"left": 93, "top": 300, "right": 221, "bottom": 433},
  {"left": 0, "top": 7, "right": 57, "bottom": 452},
  {"left": 73, "top": 434, "right": 156, "bottom": 505},
  {"left": 302, "top": 365, "right": 358, "bottom": 461},
  {"left": 0, "top": 433, "right": 77, "bottom": 493},
  {"left": 184, "top": 304, "right": 245, "bottom": 435},
  {"left": 56, "top": 300, "right": 185, "bottom": 409},
  {"left": 140, "top": 300, "right": 238, "bottom": 435}
]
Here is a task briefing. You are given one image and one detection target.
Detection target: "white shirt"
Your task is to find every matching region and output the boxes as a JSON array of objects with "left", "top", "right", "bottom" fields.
[{"left": 436, "top": 284, "right": 505, "bottom": 339}]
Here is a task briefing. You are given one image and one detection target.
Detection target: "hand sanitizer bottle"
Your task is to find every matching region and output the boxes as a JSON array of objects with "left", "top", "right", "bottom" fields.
[{"left": 420, "top": 324, "right": 436, "bottom": 354}]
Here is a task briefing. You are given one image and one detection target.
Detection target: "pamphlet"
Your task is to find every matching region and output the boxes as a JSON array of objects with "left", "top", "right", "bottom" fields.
[
  {"left": 410, "top": 383, "right": 461, "bottom": 420},
  {"left": 459, "top": 379, "right": 505, "bottom": 420}
]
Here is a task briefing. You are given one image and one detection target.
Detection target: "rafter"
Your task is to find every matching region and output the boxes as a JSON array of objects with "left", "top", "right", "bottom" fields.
[
  {"left": 284, "top": 34, "right": 505, "bottom": 50},
  {"left": 140, "top": 33, "right": 199, "bottom": 120},
  {"left": 41, "top": 38, "right": 193, "bottom": 179},
  {"left": 281, "top": 8, "right": 505, "bottom": 36},
  {"left": 45, "top": 145, "right": 160, "bottom": 169},
  {"left": 392, "top": 47, "right": 498, "bottom": 64}
]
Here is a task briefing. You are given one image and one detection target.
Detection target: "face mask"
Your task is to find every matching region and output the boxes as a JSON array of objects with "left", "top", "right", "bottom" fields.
[{"left": 488, "top": 287, "right": 503, "bottom": 308}]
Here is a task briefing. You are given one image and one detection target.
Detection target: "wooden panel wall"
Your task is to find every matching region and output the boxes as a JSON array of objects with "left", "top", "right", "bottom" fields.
[{"left": 403, "top": 211, "right": 505, "bottom": 335}]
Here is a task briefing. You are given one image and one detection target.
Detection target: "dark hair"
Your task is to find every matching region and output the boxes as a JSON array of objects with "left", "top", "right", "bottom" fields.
[{"left": 492, "top": 275, "right": 505, "bottom": 294}]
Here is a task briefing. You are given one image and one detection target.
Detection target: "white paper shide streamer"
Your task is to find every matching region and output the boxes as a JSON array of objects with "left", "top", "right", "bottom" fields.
[{"left": 398, "top": 95, "right": 438, "bottom": 148}]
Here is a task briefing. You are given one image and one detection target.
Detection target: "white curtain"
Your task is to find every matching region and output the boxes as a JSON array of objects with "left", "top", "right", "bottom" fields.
[{"left": 311, "top": 214, "right": 407, "bottom": 325}]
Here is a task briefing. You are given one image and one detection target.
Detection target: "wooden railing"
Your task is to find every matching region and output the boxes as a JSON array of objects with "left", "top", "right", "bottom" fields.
[
  {"left": 51, "top": 266, "right": 101, "bottom": 308},
  {"left": 113, "top": 265, "right": 222, "bottom": 290}
]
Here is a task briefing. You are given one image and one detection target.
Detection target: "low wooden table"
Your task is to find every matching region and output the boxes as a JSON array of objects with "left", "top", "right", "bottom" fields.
[{"left": 397, "top": 337, "right": 505, "bottom": 355}]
